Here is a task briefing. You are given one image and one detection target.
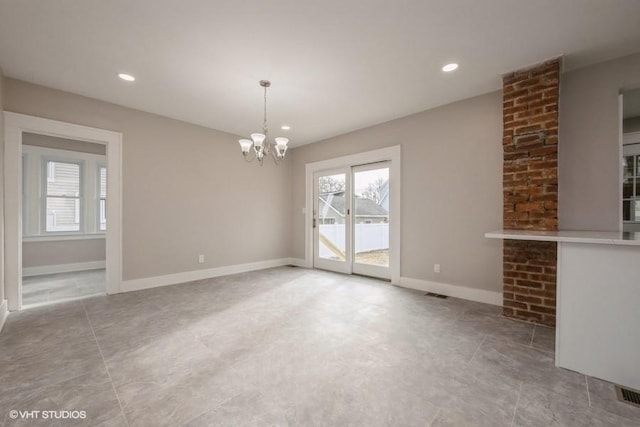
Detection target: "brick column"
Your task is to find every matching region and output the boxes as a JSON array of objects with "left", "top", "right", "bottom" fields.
[{"left": 502, "top": 59, "right": 560, "bottom": 327}]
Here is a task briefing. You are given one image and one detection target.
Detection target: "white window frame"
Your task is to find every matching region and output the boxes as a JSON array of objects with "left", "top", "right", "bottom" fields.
[
  {"left": 42, "top": 157, "right": 84, "bottom": 234},
  {"left": 22, "top": 145, "right": 106, "bottom": 238}
]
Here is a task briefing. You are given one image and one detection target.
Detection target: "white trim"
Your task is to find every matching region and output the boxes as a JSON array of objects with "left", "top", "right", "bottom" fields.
[
  {"left": 23, "top": 233, "right": 106, "bottom": 242},
  {"left": 304, "top": 145, "right": 401, "bottom": 284},
  {"left": 0, "top": 300, "right": 8, "bottom": 333},
  {"left": 398, "top": 276, "right": 503, "bottom": 306},
  {"left": 22, "top": 261, "right": 106, "bottom": 277},
  {"left": 121, "top": 258, "right": 292, "bottom": 293},
  {"left": 4, "top": 112, "right": 123, "bottom": 310},
  {"left": 619, "top": 95, "right": 624, "bottom": 232},
  {"left": 288, "top": 258, "right": 307, "bottom": 268}
]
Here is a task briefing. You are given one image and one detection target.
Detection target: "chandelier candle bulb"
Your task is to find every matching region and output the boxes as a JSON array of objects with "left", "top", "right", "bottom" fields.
[
  {"left": 238, "top": 139, "right": 252, "bottom": 154},
  {"left": 238, "top": 80, "right": 291, "bottom": 166},
  {"left": 251, "top": 133, "right": 266, "bottom": 148},
  {"left": 274, "top": 137, "right": 289, "bottom": 158}
]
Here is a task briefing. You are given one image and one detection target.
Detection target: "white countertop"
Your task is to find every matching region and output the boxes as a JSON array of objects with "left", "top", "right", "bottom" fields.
[{"left": 485, "top": 229, "right": 640, "bottom": 246}]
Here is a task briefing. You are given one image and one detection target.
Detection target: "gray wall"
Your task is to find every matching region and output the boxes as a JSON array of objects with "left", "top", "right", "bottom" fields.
[
  {"left": 559, "top": 52, "right": 640, "bottom": 230},
  {"left": 0, "top": 67, "right": 5, "bottom": 304},
  {"left": 23, "top": 239, "right": 105, "bottom": 268},
  {"left": 290, "top": 91, "right": 504, "bottom": 292},
  {"left": 5, "top": 78, "right": 292, "bottom": 281}
]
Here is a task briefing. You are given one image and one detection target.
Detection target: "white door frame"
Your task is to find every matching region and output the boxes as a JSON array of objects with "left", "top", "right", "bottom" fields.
[
  {"left": 304, "top": 145, "right": 401, "bottom": 284},
  {"left": 4, "top": 112, "right": 123, "bottom": 311}
]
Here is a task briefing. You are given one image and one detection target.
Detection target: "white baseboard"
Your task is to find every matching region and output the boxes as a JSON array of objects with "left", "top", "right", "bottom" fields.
[
  {"left": 0, "top": 300, "right": 8, "bottom": 333},
  {"left": 399, "top": 276, "right": 502, "bottom": 306},
  {"left": 120, "top": 258, "right": 294, "bottom": 293},
  {"left": 23, "top": 260, "right": 106, "bottom": 277},
  {"left": 288, "top": 258, "right": 308, "bottom": 268}
]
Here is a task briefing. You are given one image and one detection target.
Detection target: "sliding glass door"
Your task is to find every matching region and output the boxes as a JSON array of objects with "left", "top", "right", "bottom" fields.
[
  {"left": 313, "top": 162, "right": 391, "bottom": 280},
  {"left": 352, "top": 162, "right": 390, "bottom": 279}
]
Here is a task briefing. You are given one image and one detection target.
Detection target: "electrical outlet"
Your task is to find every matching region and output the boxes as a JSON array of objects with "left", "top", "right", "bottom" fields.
[
  {"left": 434, "top": 263, "right": 440, "bottom": 273},
  {"left": 198, "top": 254, "right": 205, "bottom": 264}
]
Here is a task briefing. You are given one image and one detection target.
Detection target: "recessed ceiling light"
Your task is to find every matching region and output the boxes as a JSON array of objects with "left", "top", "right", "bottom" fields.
[
  {"left": 281, "top": 125, "right": 291, "bottom": 131},
  {"left": 117, "top": 73, "right": 136, "bottom": 82},
  {"left": 442, "top": 63, "right": 459, "bottom": 72}
]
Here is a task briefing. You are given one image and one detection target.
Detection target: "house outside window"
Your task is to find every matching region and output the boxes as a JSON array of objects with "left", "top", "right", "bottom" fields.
[{"left": 319, "top": 218, "right": 336, "bottom": 225}]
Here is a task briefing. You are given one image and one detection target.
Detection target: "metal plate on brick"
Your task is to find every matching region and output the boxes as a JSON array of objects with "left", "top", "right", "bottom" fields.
[
  {"left": 425, "top": 292, "right": 448, "bottom": 299},
  {"left": 615, "top": 385, "right": 640, "bottom": 407}
]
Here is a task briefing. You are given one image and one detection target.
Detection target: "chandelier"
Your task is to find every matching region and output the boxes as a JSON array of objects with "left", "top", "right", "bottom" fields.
[{"left": 238, "top": 80, "right": 289, "bottom": 165}]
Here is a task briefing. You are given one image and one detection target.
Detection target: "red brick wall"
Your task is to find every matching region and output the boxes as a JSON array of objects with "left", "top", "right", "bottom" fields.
[
  {"left": 503, "top": 240, "right": 556, "bottom": 325},
  {"left": 502, "top": 59, "right": 560, "bottom": 326}
]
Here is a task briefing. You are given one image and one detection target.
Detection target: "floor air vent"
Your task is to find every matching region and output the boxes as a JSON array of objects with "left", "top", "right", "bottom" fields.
[
  {"left": 616, "top": 385, "right": 640, "bottom": 407},
  {"left": 425, "top": 292, "right": 448, "bottom": 299}
]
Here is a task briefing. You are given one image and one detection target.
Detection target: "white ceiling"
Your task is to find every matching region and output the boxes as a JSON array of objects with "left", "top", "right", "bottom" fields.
[{"left": 1, "top": 1, "right": 640, "bottom": 146}]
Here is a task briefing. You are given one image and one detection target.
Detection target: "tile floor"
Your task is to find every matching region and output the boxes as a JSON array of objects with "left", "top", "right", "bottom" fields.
[
  {"left": 22, "top": 269, "right": 106, "bottom": 306},
  {"left": 1, "top": 267, "right": 638, "bottom": 426}
]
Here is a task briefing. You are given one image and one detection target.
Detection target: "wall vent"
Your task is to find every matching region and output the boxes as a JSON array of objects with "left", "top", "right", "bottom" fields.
[
  {"left": 425, "top": 292, "right": 448, "bottom": 299},
  {"left": 616, "top": 385, "right": 640, "bottom": 407}
]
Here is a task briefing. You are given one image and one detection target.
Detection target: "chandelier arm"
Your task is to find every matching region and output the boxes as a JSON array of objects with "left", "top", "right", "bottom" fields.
[
  {"left": 270, "top": 149, "right": 282, "bottom": 165},
  {"left": 242, "top": 150, "right": 257, "bottom": 163}
]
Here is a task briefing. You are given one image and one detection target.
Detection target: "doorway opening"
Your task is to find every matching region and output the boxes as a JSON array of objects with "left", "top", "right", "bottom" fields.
[
  {"left": 21, "top": 134, "right": 107, "bottom": 306},
  {"left": 304, "top": 146, "right": 400, "bottom": 283},
  {"left": 4, "top": 112, "right": 122, "bottom": 311},
  {"left": 621, "top": 88, "right": 640, "bottom": 232}
]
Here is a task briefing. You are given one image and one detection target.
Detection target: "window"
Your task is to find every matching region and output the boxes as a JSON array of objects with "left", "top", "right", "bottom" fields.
[
  {"left": 23, "top": 146, "right": 106, "bottom": 237},
  {"left": 623, "top": 154, "right": 640, "bottom": 223},
  {"left": 45, "top": 160, "right": 82, "bottom": 232},
  {"left": 99, "top": 166, "right": 107, "bottom": 231}
]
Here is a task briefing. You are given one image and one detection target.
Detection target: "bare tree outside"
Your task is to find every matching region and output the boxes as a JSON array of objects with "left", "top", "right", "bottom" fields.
[
  {"left": 318, "top": 175, "right": 345, "bottom": 193},
  {"left": 360, "top": 177, "right": 386, "bottom": 204}
]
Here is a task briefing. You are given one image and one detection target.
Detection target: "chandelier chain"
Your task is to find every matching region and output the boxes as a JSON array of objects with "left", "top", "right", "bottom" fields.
[{"left": 263, "top": 85, "right": 268, "bottom": 133}]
